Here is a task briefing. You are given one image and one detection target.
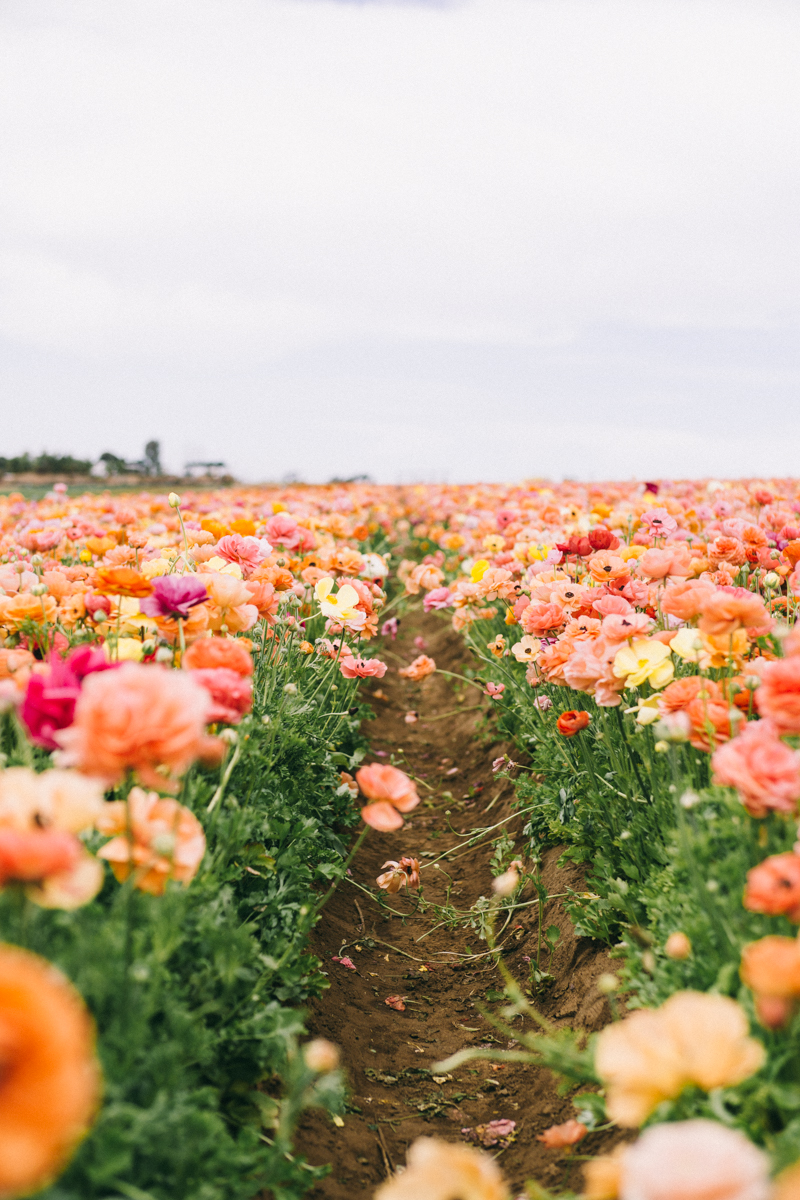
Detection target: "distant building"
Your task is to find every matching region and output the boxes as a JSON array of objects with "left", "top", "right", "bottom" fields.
[{"left": 184, "top": 461, "right": 228, "bottom": 479}]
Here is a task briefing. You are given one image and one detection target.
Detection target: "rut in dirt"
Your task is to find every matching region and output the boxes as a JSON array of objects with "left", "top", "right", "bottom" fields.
[{"left": 297, "top": 608, "right": 619, "bottom": 1198}]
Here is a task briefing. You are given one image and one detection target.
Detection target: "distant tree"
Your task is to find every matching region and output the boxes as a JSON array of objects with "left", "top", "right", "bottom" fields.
[
  {"left": 0, "top": 452, "right": 92, "bottom": 476},
  {"left": 144, "top": 441, "right": 162, "bottom": 476},
  {"left": 99, "top": 452, "right": 129, "bottom": 476}
]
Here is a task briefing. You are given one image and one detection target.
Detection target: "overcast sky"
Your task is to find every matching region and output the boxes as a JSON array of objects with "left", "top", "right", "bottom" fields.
[{"left": 1, "top": 0, "right": 799, "bottom": 483}]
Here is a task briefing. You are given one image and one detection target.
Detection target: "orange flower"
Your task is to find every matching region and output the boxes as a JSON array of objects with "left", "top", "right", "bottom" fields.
[
  {"left": 584, "top": 1145, "right": 627, "bottom": 1200},
  {"left": 97, "top": 786, "right": 206, "bottom": 895},
  {"left": 536, "top": 1118, "right": 587, "bottom": 1148},
  {"left": 0, "top": 592, "right": 58, "bottom": 630},
  {"left": 182, "top": 637, "right": 254, "bottom": 676},
  {"left": 697, "top": 591, "right": 772, "bottom": 640},
  {"left": 398, "top": 655, "right": 436, "bottom": 681},
  {"left": 356, "top": 764, "right": 420, "bottom": 831},
  {"left": 744, "top": 853, "right": 800, "bottom": 922},
  {"left": 755, "top": 658, "right": 800, "bottom": 735},
  {"left": 658, "top": 676, "right": 721, "bottom": 715},
  {"left": 56, "top": 662, "right": 211, "bottom": 790},
  {"left": 557, "top": 710, "right": 590, "bottom": 736},
  {"left": 685, "top": 694, "right": 732, "bottom": 752},
  {"left": 375, "top": 1137, "right": 508, "bottom": 1200},
  {"left": 587, "top": 551, "right": 629, "bottom": 583},
  {"left": 93, "top": 566, "right": 153, "bottom": 598},
  {"left": 741, "top": 935, "right": 800, "bottom": 999},
  {"left": 0, "top": 944, "right": 100, "bottom": 1196}
]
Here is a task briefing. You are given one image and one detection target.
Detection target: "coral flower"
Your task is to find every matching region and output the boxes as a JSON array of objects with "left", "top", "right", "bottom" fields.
[
  {"left": 140, "top": 575, "right": 209, "bottom": 620},
  {"left": 56, "top": 662, "right": 211, "bottom": 790},
  {"left": 375, "top": 1136, "right": 509, "bottom": 1200},
  {"left": 356, "top": 764, "right": 420, "bottom": 831},
  {"left": 404, "top": 563, "right": 445, "bottom": 595},
  {"left": 587, "top": 551, "right": 629, "bottom": 583},
  {"left": 215, "top": 533, "right": 271, "bottom": 575},
  {"left": 97, "top": 786, "right": 206, "bottom": 895},
  {"left": 398, "top": 655, "right": 436, "bottom": 681},
  {"left": 661, "top": 580, "right": 715, "bottom": 621},
  {"left": 712, "top": 719, "right": 800, "bottom": 817},
  {"left": 340, "top": 654, "right": 388, "bottom": 679},
  {"left": 557, "top": 710, "right": 590, "bottom": 736},
  {"left": 536, "top": 1119, "right": 587, "bottom": 1148},
  {"left": 0, "top": 944, "right": 100, "bottom": 1196},
  {"left": 0, "top": 828, "right": 81, "bottom": 884},
  {"left": 698, "top": 591, "right": 773, "bottom": 640},
  {"left": 744, "top": 853, "right": 800, "bottom": 921},
  {"left": 754, "top": 658, "right": 800, "bottom": 735},
  {"left": 685, "top": 694, "right": 733, "bottom": 752},
  {"left": 658, "top": 675, "right": 721, "bottom": 715},
  {"left": 520, "top": 602, "right": 565, "bottom": 635},
  {"left": 92, "top": 566, "right": 153, "bottom": 598},
  {"left": 613, "top": 639, "right": 674, "bottom": 689},
  {"left": 188, "top": 667, "right": 253, "bottom": 724},
  {"left": 741, "top": 935, "right": 800, "bottom": 1000},
  {"left": 619, "top": 1120, "right": 769, "bottom": 1200},
  {"left": 594, "top": 991, "right": 764, "bottom": 1126},
  {"left": 182, "top": 637, "right": 254, "bottom": 676},
  {"left": 376, "top": 856, "right": 421, "bottom": 892}
]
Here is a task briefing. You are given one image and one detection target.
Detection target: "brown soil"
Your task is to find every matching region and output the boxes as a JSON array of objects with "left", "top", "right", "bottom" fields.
[{"left": 297, "top": 607, "right": 621, "bottom": 1197}]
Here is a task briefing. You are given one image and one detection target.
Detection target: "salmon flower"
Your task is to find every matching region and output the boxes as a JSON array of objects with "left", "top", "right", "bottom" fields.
[
  {"left": 612, "top": 638, "right": 674, "bottom": 690},
  {"left": 56, "top": 662, "right": 212, "bottom": 790},
  {"left": 754, "top": 657, "right": 800, "bottom": 735},
  {"left": 536, "top": 1119, "right": 587, "bottom": 1149},
  {"left": 376, "top": 856, "right": 421, "bottom": 892},
  {"left": 619, "top": 1120, "right": 769, "bottom": 1200},
  {"left": 697, "top": 591, "right": 773, "bottom": 640},
  {"left": 182, "top": 637, "right": 254, "bottom": 676},
  {"left": 97, "top": 786, "right": 206, "bottom": 895},
  {"left": 340, "top": 654, "right": 388, "bottom": 679},
  {"left": 740, "top": 934, "right": 800, "bottom": 1024},
  {"left": 356, "top": 764, "right": 420, "bottom": 831},
  {"left": 188, "top": 667, "right": 252, "bottom": 724},
  {"left": 594, "top": 991, "right": 764, "bottom": 1126},
  {"left": 375, "top": 1136, "right": 509, "bottom": 1200},
  {"left": 0, "top": 944, "right": 101, "bottom": 1197},
  {"left": 711, "top": 719, "right": 800, "bottom": 817},
  {"left": 744, "top": 853, "right": 800, "bottom": 921},
  {"left": 557, "top": 710, "right": 590, "bottom": 736},
  {"left": 92, "top": 566, "right": 153, "bottom": 598},
  {"left": 314, "top": 577, "right": 367, "bottom": 632},
  {"left": 399, "top": 655, "right": 436, "bottom": 681}
]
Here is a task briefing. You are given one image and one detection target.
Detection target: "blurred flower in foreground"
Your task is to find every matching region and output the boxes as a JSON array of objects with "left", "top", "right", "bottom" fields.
[
  {"left": 356, "top": 764, "right": 420, "bottom": 831},
  {"left": 0, "top": 944, "right": 100, "bottom": 1197},
  {"left": 398, "top": 655, "right": 436, "bottom": 681},
  {"left": 97, "top": 787, "right": 206, "bottom": 895},
  {"left": 375, "top": 1136, "right": 509, "bottom": 1200},
  {"left": 618, "top": 1119, "right": 768, "bottom": 1200},
  {"left": 595, "top": 991, "right": 764, "bottom": 1126}
]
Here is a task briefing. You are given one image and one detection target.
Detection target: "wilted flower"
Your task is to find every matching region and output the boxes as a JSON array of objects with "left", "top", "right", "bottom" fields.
[
  {"left": 376, "top": 856, "right": 420, "bottom": 892},
  {"left": 536, "top": 1119, "right": 587, "bottom": 1149}
]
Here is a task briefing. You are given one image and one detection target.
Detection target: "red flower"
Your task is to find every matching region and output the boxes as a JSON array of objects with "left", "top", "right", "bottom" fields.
[
  {"left": 588, "top": 528, "right": 621, "bottom": 551},
  {"left": 556, "top": 536, "right": 593, "bottom": 557},
  {"left": 556, "top": 710, "right": 590, "bottom": 736}
]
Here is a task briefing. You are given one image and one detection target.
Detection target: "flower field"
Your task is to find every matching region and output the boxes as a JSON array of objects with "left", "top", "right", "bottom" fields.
[{"left": 3, "top": 478, "right": 800, "bottom": 1200}]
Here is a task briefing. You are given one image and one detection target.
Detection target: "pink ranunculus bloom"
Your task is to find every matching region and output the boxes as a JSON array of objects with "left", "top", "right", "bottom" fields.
[
  {"left": 485, "top": 682, "right": 505, "bottom": 698},
  {"left": 188, "top": 667, "right": 253, "bottom": 724},
  {"left": 520, "top": 602, "right": 565, "bottom": 635},
  {"left": 56, "top": 662, "right": 212, "bottom": 790},
  {"left": 600, "top": 612, "right": 654, "bottom": 643},
  {"left": 381, "top": 617, "right": 399, "bottom": 638},
  {"left": 263, "top": 513, "right": 315, "bottom": 551},
  {"left": 638, "top": 544, "right": 692, "bottom": 581},
  {"left": 20, "top": 645, "right": 117, "bottom": 750},
  {"left": 619, "top": 1119, "right": 769, "bottom": 1200},
  {"left": 620, "top": 578, "right": 650, "bottom": 606},
  {"left": 340, "top": 655, "right": 388, "bottom": 679},
  {"left": 216, "top": 534, "right": 271, "bottom": 575},
  {"left": 140, "top": 575, "right": 209, "bottom": 620},
  {"left": 356, "top": 763, "right": 420, "bottom": 831},
  {"left": 712, "top": 719, "right": 800, "bottom": 818},
  {"left": 640, "top": 507, "right": 679, "bottom": 537},
  {"left": 592, "top": 594, "right": 633, "bottom": 617},
  {"left": 423, "top": 587, "right": 453, "bottom": 612}
]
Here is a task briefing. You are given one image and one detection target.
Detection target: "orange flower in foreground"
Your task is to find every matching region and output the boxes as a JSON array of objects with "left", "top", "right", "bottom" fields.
[
  {"left": 697, "top": 591, "right": 772, "bottom": 640},
  {"left": 56, "top": 662, "right": 211, "bottom": 789},
  {"left": 557, "top": 710, "right": 590, "bottom": 737},
  {"left": 356, "top": 764, "right": 420, "bottom": 831},
  {"left": 398, "top": 655, "right": 436, "bottom": 681},
  {"left": 658, "top": 676, "right": 721, "bottom": 715},
  {"left": 0, "top": 592, "right": 58, "bottom": 630},
  {"left": 536, "top": 1118, "right": 587, "bottom": 1148},
  {"left": 182, "top": 637, "right": 254, "bottom": 676},
  {"left": 755, "top": 657, "right": 800, "bottom": 735},
  {"left": 744, "top": 853, "right": 800, "bottom": 922},
  {"left": 97, "top": 787, "right": 206, "bottom": 895},
  {"left": 92, "top": 566, "right": 153, "bottom": 598},
  {"left": 0, "top": 944, "right": 100, "bottom": 1196},
  {"left": 375, "top": 1136, "right": 508, "bottom": 1200}
]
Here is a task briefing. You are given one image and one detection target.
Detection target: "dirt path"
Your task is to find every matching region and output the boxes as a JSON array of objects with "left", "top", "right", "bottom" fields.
[{"left": 297, "top": 608, "right": 619, "bottom": 1197}]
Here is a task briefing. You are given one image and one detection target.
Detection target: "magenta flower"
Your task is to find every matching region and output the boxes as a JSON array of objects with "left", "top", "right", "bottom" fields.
[
  {"left": 20, "top": 645, "right": 116, "bottom": 749},
  {"left": 140, "top": 576, "right": 209, "bottom": 620}
]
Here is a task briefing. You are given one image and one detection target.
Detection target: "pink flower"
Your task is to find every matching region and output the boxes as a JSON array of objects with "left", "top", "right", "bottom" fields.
[
  {"left": 263, "top": 513, "right": 315, "bottom": 551},
  {"left": 485, "top": 682, "right": 505, "bottom": 698},
  {"left": 423, "top": 587, "right": 452, "bottom": 612},
  {"left": 638, "top": 544, "right": 692, "bottom": 580},
  {"left": 216, "top": 534, "right": 271, "bottom": 575},
  {"left": 619, "top": 1119, "right": 769, "bottom": 1200},
  {"left": 601, "top": 613, "right": 654, "bottom": 642},
  {"left": 188, "top": 667, "right": 252, "bottom": 724},
  {"left": 140, "top": 575, "right": 209, "bottom": 620},
  {"left": 356, "top": 763, "right": 420, "bottom": 831},
  {"left": 592, "top": 594, "right": 633, "bottom": 617},
  {"left": 520, "top": 602, "right": 565, "bottom": 635},
  {"left": 712, "top": 719, "right": 800, "bottom": 818},
  {"left": 641, "top": 508, "right": 678, "bottom": 537},
  {"left": 21, "top": 645, "right": 116, "bottom": 750},
  {"left": 381, "top": 617, "right": 399, "bottom": 638},
  {"left": 755, "top": 658, "right": 800, "bottom": 735},
  {"left": 340, "top": 655, "right": 388, "bottom": 679},
  {"left": 332, "top": 955, "right": 357, "bottom": 971}
]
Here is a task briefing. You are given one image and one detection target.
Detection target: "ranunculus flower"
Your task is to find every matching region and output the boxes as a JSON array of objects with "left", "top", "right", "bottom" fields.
[
  {"left": 216, "top": 533, "right": 271, "bottom": 575},
  {"left": 188, "top": 667, "right": 252, "bottom": 724},
  {"left": 698, "top": 590, "right": 773, "bottom": 640},
  {"left": 356, "top": 764, "right": 420, "bottom": 831},
  {"left": 520, "top": 602, "right": 565, "bottom": 635},
  {"left": 754, "top": 657, "right": 800, "bottom": 735},
  {"left": 595, "top": 991, "right": 765, "bottom": 1126},
  {"left": 0, "top": 944, "right": 101, "bottom": 1197},
  {"left": 20, "top": 645, "right": 117, "bottom": 750},
  {"left": 712, "top": 719, "right": 800, "bottom": 817},
  {"left": 93, "top": 566, "right": 153, "bottom": 597},
  {"left": 619, "top": 1119, "right": 769, "bottom": 1200},
  {"left": 140, "top": 575, "right": 209, "bottom": 620},
  {"left": 613, "top": 638, "right": 674, "bottom": 690},
  {"left": 375, "top": 1136, "right": 508, "bottom": 1200},
  {"left": 398, "top": 655, "right": 436, "bottom": 681},
  {"left": 556, "top": 710, "right": 590, "bottom": 736},
  {"left": 376, "top": 856, "right": 420, "bottom": 892},
  {"left": 315, "top": 578, "right": 367, "bottom": 632},
  {"left": 744, "top": 853, "right": 800, "bottom": 921},
  {"left": 340, "top": 655, "right": 388, "bottom": 679},
  {"left": 56, "top": 662, "right": 212, "bottom": 790},
  {"left": 182, "top": 637, "right": 254, "bottom": 676},
  {"left": 97, "top": 786, "right": 206, "bottom": 895}
]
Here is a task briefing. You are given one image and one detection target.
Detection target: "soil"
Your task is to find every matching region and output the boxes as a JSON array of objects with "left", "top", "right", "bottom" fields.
[{"left": 296, "top": 607, "right": 622, "bottom": 1197}]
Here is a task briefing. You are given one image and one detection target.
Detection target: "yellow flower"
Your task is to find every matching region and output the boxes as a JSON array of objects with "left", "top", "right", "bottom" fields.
[
  {"left": 109, "top": 638, "right": 144, "bottom": 662},
  {"left": 527, "top": 543, "right": 553, "bottom": 562},
  {"left": 482, "top": 535, "right": 506, "bottom": 554},
  {"left": 470, "top": 559, "right": 490, "bottom": 583},
  {"left": 670, "top": 627, "right": 702, "bottom": 663},
  {"left": 200, "top": 556, "right": 242, "bottom": 578},
  {"left": 613, "top": 639, "right": 674, "bottom": 689},
  {"left": 315, "top": 578, "right": 366, "bottom": 630},
  {"left": 618, "top": 544, "right": 647, "bottom": 562},
  {"left": 699, "top": 628, "right": 749, "bottom": 669},
  {"left": 140, "top": 557, "right": 173, "bottom": 580},
  {"left": 595, "top": 991, "right": 765, "bottom": 1127},
  {"left": 626, "top": 695, "right": 661, "bottom": 725}
]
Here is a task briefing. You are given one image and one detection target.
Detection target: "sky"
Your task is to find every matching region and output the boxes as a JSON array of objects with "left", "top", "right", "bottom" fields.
[{"left": 1, "top": 0, "right": 799, "bottom": 484}]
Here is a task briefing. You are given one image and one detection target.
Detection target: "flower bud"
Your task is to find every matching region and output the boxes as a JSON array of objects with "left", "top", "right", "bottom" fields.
[
  {"left": 168, "top": 492, "right": 181, "bottom": 509},
  {"left": 597, "top": 973, "right": 619, "bottom": 994},
  {"left": 763, "top": 572, "right": 781, "bottom": 591},
  {"left": 30, "top": 583, "right": 48, "bottom": 597},
  {"left": 303, "top": 1038, "right": 340, "bottom": 1073},
  {"left": 664, "top": 931, "right": 691, "bottom": 960},
  {"left": 155, "top": 646, "right": 173, "bottom": 663}
]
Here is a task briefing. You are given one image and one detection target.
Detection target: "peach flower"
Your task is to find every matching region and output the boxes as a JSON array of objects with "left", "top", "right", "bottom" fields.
[
  {"left": 182, "top": 637, "right": 254, "bottom": 676},
  {"left": 356, "top": 764, "right": 420, "bottom": 831},
  {"left": 587, "top": 551, "right": 630, "bottom": 583},
  {"left": 0, "top": 944, "right": 101, "bottom": 1196},
  {"left": 0, "top": 592, "right": 58, "bottom": 630},
  {"left": 404, "top": 563, "right": 445, "bottom": 595},
  {"left": 657, "top": 676, "right": 720, "bottom": 715},
  {"left": 600, "top": 613, "right": 654, "bottom": 643},
  {"left": 375, "top": 1136, "right": 508, "bottom": 1200},
  {"left": 520, "top": 602, "right": 565, "bottom": 635},
  {"left": 741, "top": 935, "right": 800, "bottom": 1000},
  {"left": 661, "top": 579, "right": 715, "bottom": 621},
  {"left": 697, "top": 591, "right": 773, "bottom": 640},
  {"left": 712, "top": 719, "right": 800, "bottom": 817},
  {"left": 398, "top": 655, "right": 436, "bottom": 681},
  {"left": 685, "top": 693, "right": 732, "bottom": 752},
  {"left": 638, "top": 544, "right": 692, "bottom": 580},
  {"left": 595, "top": 991, "right": 764, "bottom": 1127},
  {"left": 744, "top": 853, "right": 800, "bottom": 922},
  {"left": 536, "top": 1119, "right": 587, "bottom": 1148},
  {"left": 97, "top": 786, "right": 206, "bottom": 895},
  {"left": 619, "top": 1120, "right": 769, "bottom": 1200},
  {"left": 755, "top": 657, "right": 800, "bottom": 735},
  {"left": 56, "top": 662, "right": 211, "bottom": 790}
]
